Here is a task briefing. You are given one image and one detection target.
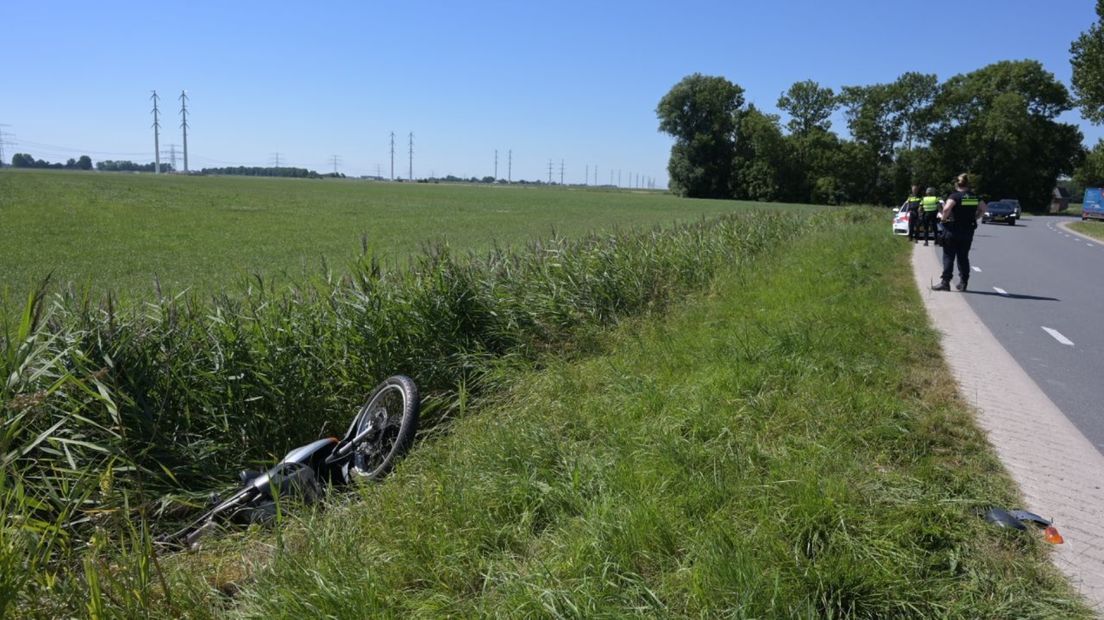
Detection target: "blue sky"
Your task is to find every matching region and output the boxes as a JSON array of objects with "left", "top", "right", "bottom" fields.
[{"left": 2, "top": 0, "right": 1101, "bottom": 186}]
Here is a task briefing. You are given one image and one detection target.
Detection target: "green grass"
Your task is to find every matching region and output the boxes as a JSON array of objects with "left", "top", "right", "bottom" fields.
[
  {"left": 0, "top": 169, "right": 814, "bottom": 302},
  {"left": 35, "top": 211, "right": 1085, "bottom": 617},
  {"left": 1068, "top": 220, "right": 1104, "bottom": 241}
]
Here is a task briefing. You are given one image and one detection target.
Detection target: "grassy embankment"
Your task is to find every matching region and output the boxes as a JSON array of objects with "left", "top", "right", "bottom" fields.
[
  {"left": 0, "top": 169, "right": 814, "bottom": 302},
  {"left": 1068, "top": 220, "right": 1104, "bottom": 241},
  {"left": 3, "top": 207, "right": 812, "bottom": 615},
  {"left": 11, "top": 209, "right": 1088, "bottom": 617}
]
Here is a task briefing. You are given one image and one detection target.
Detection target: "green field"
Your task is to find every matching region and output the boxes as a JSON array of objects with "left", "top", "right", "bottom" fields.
[
  {"left": 64, "top": 211, "right": 1085, "bottom": 617},
  {"left": 0, "top": 170, "right": 814, "bottom": 302}
]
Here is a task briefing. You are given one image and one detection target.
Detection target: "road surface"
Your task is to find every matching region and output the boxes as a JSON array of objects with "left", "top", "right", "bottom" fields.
[{"left": 917, "top": 215, "right": 1104, "bottom": 453}]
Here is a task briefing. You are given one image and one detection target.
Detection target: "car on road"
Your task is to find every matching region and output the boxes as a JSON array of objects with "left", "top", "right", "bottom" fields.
[{"left": 983, "top": 201, "right": 1018, "bottom": 225}]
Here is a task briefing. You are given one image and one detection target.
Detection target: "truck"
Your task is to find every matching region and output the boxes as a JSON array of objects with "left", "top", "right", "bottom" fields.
[{"left": 1084, "top": 188, "right": 1104, "bottom": 221}]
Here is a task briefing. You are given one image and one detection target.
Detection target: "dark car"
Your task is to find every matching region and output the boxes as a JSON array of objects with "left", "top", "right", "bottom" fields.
[{"left": 983, "top": 200, "right": 1017, "bottom": 225}]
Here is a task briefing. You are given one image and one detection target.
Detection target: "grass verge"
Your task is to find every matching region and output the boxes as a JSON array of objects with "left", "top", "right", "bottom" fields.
[
  {"left": 72, "top": 213, "right": 1087, "bottom": 617},
  {"left": 1068, "top": 220, "right": 1104, "bottom": 241}
]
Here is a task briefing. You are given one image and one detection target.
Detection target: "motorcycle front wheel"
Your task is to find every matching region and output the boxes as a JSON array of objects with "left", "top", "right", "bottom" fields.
[{"left": 348, "top": 375, "right": 420, "bottom": 480}]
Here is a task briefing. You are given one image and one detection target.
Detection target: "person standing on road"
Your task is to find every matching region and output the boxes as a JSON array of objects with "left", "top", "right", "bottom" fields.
[
  {"left": 919, "top": 187, "right": 941, "bottom": 246},
  {"left": 933, "top": 173, "right": 986, "bottom": 291},
  {"left": 902, "top": 186, "right": 923, "bottom": 243}
]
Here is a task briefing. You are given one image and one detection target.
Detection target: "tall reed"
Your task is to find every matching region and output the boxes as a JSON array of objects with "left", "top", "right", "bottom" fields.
[{"left": 0, "top": 210, "right": 823, "bottom": 592}]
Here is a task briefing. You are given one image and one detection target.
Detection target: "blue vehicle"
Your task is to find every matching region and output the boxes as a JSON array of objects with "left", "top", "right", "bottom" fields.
[{"left": 1084, "top": 188, "right": 1104, "bottom": 222}]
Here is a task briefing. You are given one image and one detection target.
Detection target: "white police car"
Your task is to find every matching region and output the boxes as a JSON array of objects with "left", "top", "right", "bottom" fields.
[{"left": 892, "top": 205, "right": 911, "bottom": 235}]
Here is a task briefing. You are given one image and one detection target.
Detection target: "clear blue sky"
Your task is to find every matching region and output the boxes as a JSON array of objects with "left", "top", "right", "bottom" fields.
[{"left": 2, "top": 0, "right": 1101, "bottom": 186}]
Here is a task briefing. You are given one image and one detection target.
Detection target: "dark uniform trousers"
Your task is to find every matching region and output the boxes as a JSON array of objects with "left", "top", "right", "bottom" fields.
[{"left": 940, "top": 221, "right": 975, "bottom": 283}]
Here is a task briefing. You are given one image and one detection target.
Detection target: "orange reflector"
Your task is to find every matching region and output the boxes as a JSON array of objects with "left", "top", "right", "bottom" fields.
[{"left": 1044, "top": 526, "right": 1064, "bottom": 544}]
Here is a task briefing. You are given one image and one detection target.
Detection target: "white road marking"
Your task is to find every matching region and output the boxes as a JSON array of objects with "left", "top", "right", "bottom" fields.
[
  {"left": 1042, "top": 327, "right": 1074, "bottom": 346},
  {"left": 972, "top": 266, "right": 982, "bottom": 272},
  {"left": 993, "top": 287, "right": 1009, "bottom": 296},
  {"left": 1089, "top": 243, "right": 1096, "bottom": 247}
]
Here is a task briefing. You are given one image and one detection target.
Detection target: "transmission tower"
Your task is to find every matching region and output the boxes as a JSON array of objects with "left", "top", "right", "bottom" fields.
[
  {"left": 272, "top": 152, "right": 281, "bottom": 168},
  {"left": 508, "top": 149, "right": 512, "bottom": 182},
  {"left": 548, "top": 159, "right": 553, "bottom": 183},
  {"left": 0, "top": 124, "right": 9, "bottom": 166},
  {"left": 559, "top": 159, "right": 564, "bottom": 185},
  {"left": 331, "top": 155, "right": 341, "bottom": 174},
  {"left": 150, "top": 91, "right": 161, "bottom": 174},
  {"left": 389, "top": 132, "right": 395, "bottom": 180},
  {"left": 585, "top": 164, "right": 588, "bottom": 186},
  {"left": 168, "top": 144, "right": 177, "bottom": 170},
  {"left": 408, "top": 132, "right": 413, "bottom": 181},
  {"left": 179, "top": 90, "right": 190, "bottom": 172},
  {"left": 494, "top": 149, "right": 498, "bottom": 180}
]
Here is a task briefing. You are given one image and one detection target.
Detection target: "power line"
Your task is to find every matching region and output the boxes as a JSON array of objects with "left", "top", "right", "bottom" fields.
[
  {"left": 389, "top": 131, "right": 395, "bottom": 180},
  {"left": 408, "top": 132, "right": 413, "bottom": 181},
  {"left": 331, "top": 155, "right": 341, "bottom": 174},
  {"left": 560, "top": 159, "right": 564, "bottom": 185},
  {"left": 150, "top": 90, "right": 161, "bottom": 174},
  {"left": 585, "top": 164, "right": 589, "bottom": 186},
  {"left": 508, "top": 149, "right": 512, "bottom": 183},
  {"left": 179, "top": 90, "right": 190, "bottom": 173},
  {"left": 271, "top": 152, "right": 281, "bottom": 168},
  {"left": 168, "top": 144, "right": 177, "bottom": 170},
  {"left": 548, "top": 159, "right": 553, "bottom": 183},
  {"left": 494, "top": 149, "right": 498, "bottom": 180}
]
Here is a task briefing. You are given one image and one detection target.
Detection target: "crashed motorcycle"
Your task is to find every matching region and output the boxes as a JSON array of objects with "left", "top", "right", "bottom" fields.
[{"left": 162, "top": 375, "right": 419, "bottom": 548}]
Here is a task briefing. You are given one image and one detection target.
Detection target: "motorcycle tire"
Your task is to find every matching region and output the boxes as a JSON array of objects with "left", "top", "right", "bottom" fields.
[{"left": 348, "top": 375, "right": 420, "bottom": 480}]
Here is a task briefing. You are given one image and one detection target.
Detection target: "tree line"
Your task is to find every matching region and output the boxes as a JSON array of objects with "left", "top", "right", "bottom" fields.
[
  {"left": 10, "top": 153, "right": 93, "bottom": 170},
  {"left": 97, "top": 160, "right": 174, "bottom": 173},
  {"left": 659, "top": 3, "right": 1104, "bottom": 211},
  {"left": 200, "top": 166, "right": 323, "bottom": 178}
]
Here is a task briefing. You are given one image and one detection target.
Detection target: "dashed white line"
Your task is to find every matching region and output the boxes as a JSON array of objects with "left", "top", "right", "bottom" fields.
[
  {"left": 1042, "top": 327, "right": 1074, "bottom": 346},
  {"left": 993, "top": 287, "right": 1009, "bottom": 296},
  {"left": 972, "top": 266, "right": 982, "bottom": 272}
]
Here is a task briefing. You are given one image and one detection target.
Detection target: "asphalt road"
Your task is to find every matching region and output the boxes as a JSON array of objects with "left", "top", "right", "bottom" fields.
[{"left": 917, "top": 215, "right": 1104, "bottom": 454}]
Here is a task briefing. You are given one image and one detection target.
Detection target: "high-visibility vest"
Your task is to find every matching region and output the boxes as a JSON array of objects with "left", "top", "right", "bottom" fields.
[{"left": 921, "top": 196, "right": 940, "bottom": 212}]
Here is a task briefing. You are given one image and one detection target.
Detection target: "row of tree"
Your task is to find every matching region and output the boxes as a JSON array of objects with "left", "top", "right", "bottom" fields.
[
  {"left": 200, "top": 166, "right": 322, "bottom": 178},
  {"left": 10, "top": 153, "right": 93, "bottom": 170},
  {"left": 658, "top": 61, "right": 1098, "bottom": 209},
  {"left": 96, "top": 160, "right": 174, "bottom": 173},
  {"left": 659, "top": 5, "right": 1104, "bottom": 209}
]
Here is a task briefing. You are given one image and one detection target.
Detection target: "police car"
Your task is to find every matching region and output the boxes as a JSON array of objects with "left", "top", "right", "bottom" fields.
[
  {"left": 892, "top": 205, "right": 911, "bottom": 235},
  {"left": 893, "top": 205, "right": 941, "bottom": 239}
]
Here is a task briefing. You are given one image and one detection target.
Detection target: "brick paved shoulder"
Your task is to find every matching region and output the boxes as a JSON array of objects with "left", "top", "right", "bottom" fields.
[{"left": 912, "top": 244, "right": 1104, "bottom": 613}]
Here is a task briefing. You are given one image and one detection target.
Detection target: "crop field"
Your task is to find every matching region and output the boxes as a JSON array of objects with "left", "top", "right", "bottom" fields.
[{"left": 0, "top": 170, "right": 815, "bottom": 304}]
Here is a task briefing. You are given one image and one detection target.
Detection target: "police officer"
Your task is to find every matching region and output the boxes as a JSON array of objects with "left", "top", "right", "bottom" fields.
[
  {"left": 933, "top": 173, "right": 986, "bottom": 291},
  {"left": 901, "top": 185, "right": 923, "bottom": 243},
  {"left": 919, "top": 187, "right": 940, "bottom": 246}
]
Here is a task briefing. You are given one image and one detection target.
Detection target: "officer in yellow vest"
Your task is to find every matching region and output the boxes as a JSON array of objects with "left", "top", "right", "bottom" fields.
[
  {"left": 932, "top": 173, "right": 986, "bottom": 291},
  {"left": 901, "top": 185, "right": 923, "bottom": 243},
  {"left": 918, "top": 187, "right": 941, "bottom": 246}
]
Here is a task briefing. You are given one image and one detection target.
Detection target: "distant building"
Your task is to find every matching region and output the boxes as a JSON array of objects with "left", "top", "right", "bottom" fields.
[{"left": 1050, "top": 186, "right": 1071, "bottom": 213}]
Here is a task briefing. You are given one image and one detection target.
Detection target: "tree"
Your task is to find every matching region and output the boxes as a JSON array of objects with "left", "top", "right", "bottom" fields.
[
  {"left": 76, "top": 155, "right": 92, "bottom": 170},
  {"left": 776, "top": 80, "right": 837, "bottom": 136},
  {"left": 889, "top": 72, "right": 939, "bottom": 149},
  {"left": 731, "top": 105, "right": 791, "bottom": 201},
  {"left": 930, "top": 60, "right": 1082, "bottom": 209},
  {"left": 1074, "top": 139, "right": 1104, "bottom": 188},
  {"left": 657, "top": 73, "right": 745, "bottom": 198},
  {"left": 1071, "top": 0, "right": 1104, "bottom": 124}
]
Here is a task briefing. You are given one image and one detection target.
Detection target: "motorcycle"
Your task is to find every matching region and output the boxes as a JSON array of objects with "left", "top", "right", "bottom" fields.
[{"left": 162, "top": 375, "right": 420, "bottom": 549}]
